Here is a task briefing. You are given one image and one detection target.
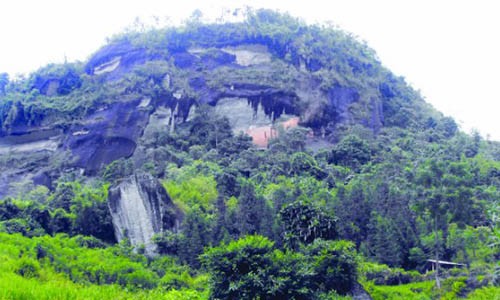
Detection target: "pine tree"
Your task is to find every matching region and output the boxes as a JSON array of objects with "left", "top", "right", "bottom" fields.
[{"left": 236, "top": 179, "right": 270, "bottom": 237}]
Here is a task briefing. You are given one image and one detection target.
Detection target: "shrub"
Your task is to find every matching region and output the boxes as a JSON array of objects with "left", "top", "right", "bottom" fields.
[
  {"left": 305, "top": 239, "right": 358, "bottom": 295},
  {"left": 2, "top": 218, "right": 30, "bottom": 235},
  {"left": 363, "top": 263, "right": 420, "bottom": 285},
  {"left": 119, "top": 269, "right": 159, "bottom": 289},
  {"left": 74, "top": 235, "right": 107, "bottom": 248},
  {"left": 16, "top": 257, "right": 41, "bottom": 278},
  {"left": 202, "top": 235, "right": 359, "bottom": 298},
  {"left": 201, "top": 235, "right": 276, "bottom": 299},
  {"left": 330, "top": 135, "right": 371, "bottom": 170}
]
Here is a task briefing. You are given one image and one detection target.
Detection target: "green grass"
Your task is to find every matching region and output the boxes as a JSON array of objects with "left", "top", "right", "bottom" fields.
[
  {"left": 0, "top": 233, "right": 208, "bottom": 300},
  {"left": 366, "top": 279, "right": 500, "bottom": 300},
  {"left": 0, "top": 272, "right": 144, "bottom": 300},
  {"left": 466, "top": 286, "right": 500, "bottom": 300},
  {"left": 0, "top": 272, "right": 208, "bottom": 299},
  {"left": 365, "top": 281, "right": 435, "bottom": 300}
]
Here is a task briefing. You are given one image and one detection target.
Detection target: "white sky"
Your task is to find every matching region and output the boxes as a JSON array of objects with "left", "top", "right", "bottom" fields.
[{"left": 1, "top": 0, "right": 498, "bottom": 140}]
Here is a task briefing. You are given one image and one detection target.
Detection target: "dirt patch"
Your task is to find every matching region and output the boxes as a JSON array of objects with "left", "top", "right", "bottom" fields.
[{"left": 245, "top": 117, "right": 300, "bottom": 147}]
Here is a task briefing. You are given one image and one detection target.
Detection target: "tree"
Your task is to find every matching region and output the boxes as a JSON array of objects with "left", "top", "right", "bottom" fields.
[
  {"left": 279, "top": 200, "right": 337, "bottom": 250},
  {"left": 289, "top": 152, "right": 323, "bottom": 177},
  {"left": 413, "top": 158, "right": 491, "bottom": 288},
  {"left": 48, "top": 183, "right": 76, "bottom": 211},
  {"left": 50, "top": 209, "right": 74, "bottom": 234},
  {"left": 102, "top": 158, "right": 134, "bottom": 183},
  {"left": 268, "top": 127, "right": 309, "bottom": 154},
  {"left": 188, "top": 106, "right": 233, "bottom": 149},
  {"left": 73, "top": 199, "right": 115, "bottom": 243},
  {"left": 424, "top": 188, "right": 447, "bottom": 289},
  {"left": 217, "top": 133, "right": 253, "bottom": 160},
  {"left": 436, "top": 116, "right": 458, "bottom": 138},
  {"left": 202, "top": 236, "right": 358, "bottom": 299},
  {"left": 366, "top": 213, "right": 403, "bottom": 267},
  {"left": 237, "top": 179, "right": 269, "bottom": 236},
  {"left": 201, "top": 235, "right": 276, "bottom": 300},
  {"left": 331, "top": 134, "right": 371, "bottom": 170},
  {"left": 0, "top": 198, "right": 20, "bottom": 220},
  {"left": 179, "top": 207, "right": 210, "bottom": 268},
  {"left": 305, "top": 239, "right": 358, "bottom": 295},
  {"left": 335, "top": 182, "right": 371, "bottom": 246},
  {"left": 185, "top": 9, "right": 204, "bottom": 26},
  {"left": 153, "top": 230, "right": 182, "bottom": 255}
]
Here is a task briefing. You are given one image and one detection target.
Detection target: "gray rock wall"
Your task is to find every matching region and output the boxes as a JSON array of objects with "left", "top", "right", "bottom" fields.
[{"left": 108, "top": 172, "right": 180, "bottom": 256}]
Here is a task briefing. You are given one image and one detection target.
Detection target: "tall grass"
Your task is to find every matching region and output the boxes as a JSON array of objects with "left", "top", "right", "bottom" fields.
[
  {"left": 0, "top": 233, "right": 208, "bottom": 300},
  {"left": 0, "top": 272, "right": 208, "bottom": 300}
]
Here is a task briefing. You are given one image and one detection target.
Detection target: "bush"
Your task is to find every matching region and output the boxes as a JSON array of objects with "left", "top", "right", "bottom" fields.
[
  {"left": 365, "top": 281, "right": 435, "bottom": 300},
  {"left": 160, "top": 271, "right": 192, "bottom": 290},
  {"left": 466, "top": 286, "right": 500, "bottom": 299},
  {"left": 16, "top": 257, "right": 41, "bottom": 278},
  {"left": 202, "top": 235, "right": 359, "bottom": 298},
  {"left": 153, "top": 231, "right": 182, "bottom": 255},
  {"left": 118, "top": 269, "right": 159, "bottom": 289},
  {"left": 0, "top": 198, "right": 21, "bottom": 220},
  {"left": 2, "top": 218, "right": 30, "bottom": 235},
  {"left": 102, "top": 158, "right": 134, "bottom": 183},
  {"left": 363, "top": 263, "right": 420, "bottom": 285},
  {"left": 331, "top": 135, "right": 371, "bottom": 170},
  {"left": 74, "top": 235, "right": 107, "bottom": 248},
  {"left": 201, "top": 235, "right": 277, "bottom": 299},
  {"left": 305, "top": 239, "right": 358, "bottom": 295}
]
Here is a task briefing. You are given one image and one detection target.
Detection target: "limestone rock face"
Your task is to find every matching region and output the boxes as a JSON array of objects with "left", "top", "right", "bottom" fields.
[
  {"left": 85, "top": 41, "right": 158, "bottom": 80},
  {"left": 327, "top": 86, "right": 360, "bottom": 123},
  {"left": 64, "top": 98, "right": 151, "bottom": 175},
  {"left": 108, "top": 172, "right": 181, "bottom": 256},
  {"left": 0, "top": 35, "right": 393, "bottom": 197}
]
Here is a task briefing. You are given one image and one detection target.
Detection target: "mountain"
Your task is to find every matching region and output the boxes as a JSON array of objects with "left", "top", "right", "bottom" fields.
[
  {"left": 0, "top": 10, "right": 444, "bottom": 196},
  {"left": 0, "top": 9, "right": 499, "bottom": 300}
]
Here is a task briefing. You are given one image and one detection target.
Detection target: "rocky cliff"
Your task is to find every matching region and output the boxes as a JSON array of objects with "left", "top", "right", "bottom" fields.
[
  {"left": 108, "top": 172, "right": 181, "bottom": 255},
  {"left": 0, "top": 10, "right": 442, "bottom": 198}
]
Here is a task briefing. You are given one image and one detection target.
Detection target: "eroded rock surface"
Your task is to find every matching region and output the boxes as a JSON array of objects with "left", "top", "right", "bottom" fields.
[
  {"left": 108, "top": 172, "right": 181, "bottom": 255},
  {"left": 222, "top": 44, "right": 272, "bottom": 66},
  {"left": 0, "top": 38, "right": 387, "bottom": 196},
  {"left": 85, "top": 41, "right": 161, "bottom": 80},
  {"left": 214, "top": 97, "right": 300, "bottom": 147},
  {"left": 64, "top": 98, "right": 151, "bottom": 175}
]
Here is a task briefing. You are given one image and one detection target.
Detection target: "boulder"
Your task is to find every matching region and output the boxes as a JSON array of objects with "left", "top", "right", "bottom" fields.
[{"left": 108, "top": 172, "right": 181, "bottom": 255}]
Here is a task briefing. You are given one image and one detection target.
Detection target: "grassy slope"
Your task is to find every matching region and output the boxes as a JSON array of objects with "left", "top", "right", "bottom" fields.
[
  {"left": 366, "top": 281, "right": 500, "bottom": 300},
  {"left": 0, "top": 233, "right": 208, "bottom": 300}
]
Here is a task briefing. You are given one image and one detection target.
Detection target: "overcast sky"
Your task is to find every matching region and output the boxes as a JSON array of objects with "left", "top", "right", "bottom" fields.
[{"left": 1, "top": 0, "right": 498, "bottom": 140}]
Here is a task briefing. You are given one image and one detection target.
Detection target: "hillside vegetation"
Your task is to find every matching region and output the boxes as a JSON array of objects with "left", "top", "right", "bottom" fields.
[{"left": 0, "top": 9, "right": 499, "bottom": 299}]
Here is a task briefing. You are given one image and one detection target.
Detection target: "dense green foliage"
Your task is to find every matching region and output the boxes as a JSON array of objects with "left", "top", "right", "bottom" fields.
[
  {"left": 0, "top": 182, "right": 114, "bottom": 242},
  {"left": 202, "top": 235, "right": 357, "bottom": 299},
  {"left": 0, "top": 233, "right": 208, "bottom": 299},
  {"left": 0, "top": 8, "right": 499, "bottom": 299}
]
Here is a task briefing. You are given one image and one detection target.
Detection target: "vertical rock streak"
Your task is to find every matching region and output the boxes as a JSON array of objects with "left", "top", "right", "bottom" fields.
[{"left": 108, "top": 173, "right": 179, "bottom": 255}]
